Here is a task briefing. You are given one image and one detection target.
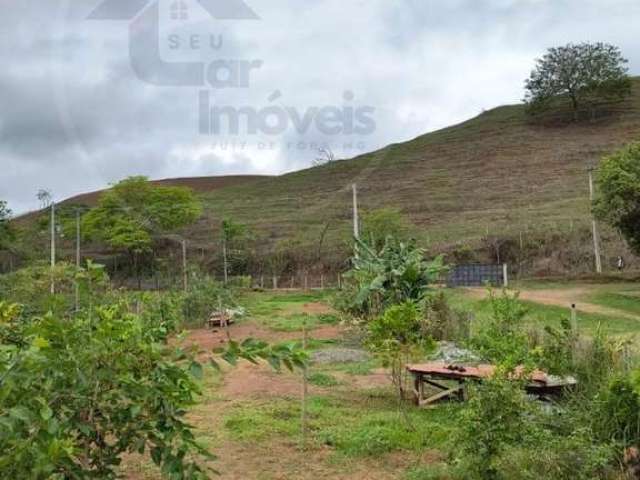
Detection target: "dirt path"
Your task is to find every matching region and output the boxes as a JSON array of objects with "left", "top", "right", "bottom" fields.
[
  {"left": 464, "top": 286, "right": 640, "bottom": 321},
  {"left": 182, "top": 322, "right": 342, "bottom": 353},
  {"left": 124, "top": 295, "right": 432, "bottom": 479}
]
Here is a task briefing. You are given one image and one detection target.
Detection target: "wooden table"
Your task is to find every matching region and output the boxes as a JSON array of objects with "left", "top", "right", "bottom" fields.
[{"left": 407, "top": 362, "right": 576, "bottom": 407}]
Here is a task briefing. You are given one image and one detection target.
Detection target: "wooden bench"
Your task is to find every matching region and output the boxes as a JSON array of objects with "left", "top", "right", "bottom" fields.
[{"left": 207, "top": 311, "right": 234, "bottom": 329}]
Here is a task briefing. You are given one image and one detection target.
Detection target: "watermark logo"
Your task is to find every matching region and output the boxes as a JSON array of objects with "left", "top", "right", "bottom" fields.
[
  {"left": 89, "top": 0, "right": 377, "bottom": 147},
  {"left": 88, "top": 0, "right": 260, "bottom": 87},
  {"left": 199, "top": 90, "right": 376, "bottom": 136}
]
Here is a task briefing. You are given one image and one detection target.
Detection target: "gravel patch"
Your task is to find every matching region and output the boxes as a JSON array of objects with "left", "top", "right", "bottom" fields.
[
  {"left": 429, "top": 341, "right": 481, "bottom": 364},
  {"left": 311, "top": 348, "right": 371, "bottom": 364}
]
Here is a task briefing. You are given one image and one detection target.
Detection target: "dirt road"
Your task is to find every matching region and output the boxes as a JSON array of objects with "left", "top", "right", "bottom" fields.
[{"left": 465, "top": 286, "right": 640, "bottom": 322}]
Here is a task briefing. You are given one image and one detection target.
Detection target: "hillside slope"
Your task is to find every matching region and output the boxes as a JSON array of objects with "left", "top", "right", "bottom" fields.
[
  {"left": 184, "top": 79, "right": 640, "bottom": 264},
  {"left": 15, "top": 175, "right": 269, "bottom": 224},
  {"left": 19, "top": 79, "right": 640, "bottom": 275}
]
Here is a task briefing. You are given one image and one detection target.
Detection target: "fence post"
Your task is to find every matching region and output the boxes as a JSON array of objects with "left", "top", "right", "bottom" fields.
[
  {"left": 502, "top": 264, "right": 508, "bottom": 288},
  {"left": 301, "top": 317, "right": 308, "bottom": 450},
  {"left": 272, "top": 275, "right": 278, "bottom": 290},
  {"left": 320, "top": 274, "right": 324, "bottom": 290}
]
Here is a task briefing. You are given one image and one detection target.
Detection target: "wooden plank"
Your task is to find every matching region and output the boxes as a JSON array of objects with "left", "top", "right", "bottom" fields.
[{"left": 419, "top": 386, "right": 463, "bottom": 407}]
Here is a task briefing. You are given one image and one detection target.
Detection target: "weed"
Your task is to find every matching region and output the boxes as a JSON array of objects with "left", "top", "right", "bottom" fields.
[{"left": 308, "top": 372, "right": 340, "bottom": 387}]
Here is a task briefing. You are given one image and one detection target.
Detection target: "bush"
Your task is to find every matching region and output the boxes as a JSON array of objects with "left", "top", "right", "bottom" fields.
[
  {"left": 181, "top": 275, "right": 234, "bottom": 327},
  {"left": 367, "top": 302, "right": 435, "bottom": 400},
  {"left": 453, "top": 374, "right": 535, "bottom": 480},
  {"left": 592, "top": 375, "right": 640, "bottom": 447},
  {"left": 0, "top": 302, "right": 209, "bottom": 478},
  {"left": 0, "top": 261, "right": 109, "bottom": 317},
  {"left": 469, "top": 289, "right": 530, "bottom": 367},
  {"left": 423, "top": 292, "right": 470, "bottom": 342},
  {"left": 494, "top": 432, "right": 615, "bottom": 480}
]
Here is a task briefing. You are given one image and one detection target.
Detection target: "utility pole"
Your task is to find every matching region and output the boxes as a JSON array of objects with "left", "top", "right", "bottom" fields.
[
  {"left": 50, "top": 202, "right": 56, "bottom": 294},
  {"left": 75, "top": 209, "right": 81, "bottom": 311},
  {"left": 588, "top": 168, "right": 603, "bottom": 274},
  {"left": 352, "top": 183, "right": 359, "bottom": 240},
  {"left": 182, "top": 239, "right": 188, "bottom": 292}
]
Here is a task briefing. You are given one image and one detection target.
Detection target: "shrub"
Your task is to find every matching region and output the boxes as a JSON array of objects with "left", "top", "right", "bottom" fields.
[
  {"left": 469, "top": 289, "right": 530, "bottom": 367},
  {"left": 367, "top": 302, "right": 435, "bottom": 400},
  {"left": 0, "top": 303, "right": 210, "bottom": 478},
  {"left": 494, "top": 432, "right": 615, "bottom": 480},
  {"left": 423, "top": 292, "right": 470, "bottom": 342},
  {"left": 453, "top": 374, "right": 535, "bottom": 480},
  {"left": 0, "top": 261, "right": 109, "bottom": 317},
  {"left": 531, "top": 317, "right": 576, "bottom": 375},
  {"left": 181, "top": 275, "right": 234, "bottom": 327},
  {"left": 336, "top": 237, "right": 447, "bottom": 318},
  {"left": 592, "top": 375, "right": 640, "bottom": 447}
]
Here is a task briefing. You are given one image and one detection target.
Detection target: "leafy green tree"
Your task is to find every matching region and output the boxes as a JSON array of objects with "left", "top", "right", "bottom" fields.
[
  {"left": 0, "top": 285, "right": 307, "bottom": 478},
  {"left": 0, "top": 302, "right": 210, "bottom": 479},
  {"left": 366, "top": 302, "right": 435, "bottom": 400},
  {"left": 525, "top": 42, "right": 631, "bottom": 120},
  {"left": 0, "top": 200, "right": 15, "bottom": 251},
  {"left": 362, "top": 208, "right": 415, "bottom": 250},
  {"left": 593, "top": 143, "right": 640, "bottom": 255},
  {"left": 83, "top": 177, "right": 202, "bottom": 281}
]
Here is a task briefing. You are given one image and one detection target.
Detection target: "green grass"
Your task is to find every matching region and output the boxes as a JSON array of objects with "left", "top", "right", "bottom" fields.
[
  {"left": 587, "top": 290, "right": 640, "bottom": 317},
  {"left": 323, "top": 359, "right": 379, "bottom": 376},
  {"left": 223, "top": 392, "right": 459, "bottom": 458},
  {"left": 404, "top": 464, "right": 452, "bottom": 480},
  {"left": 260, "top": 313, "right": 340, "bottom": 332},
  {"left": 307, "top": 372, "right": 340, "bottom": 387},
  {"left": 240, "top": 290, "right": 331, "bottom": 317},
  {"left": 448, "top": 288, "right": 640, "bottom": 336},
  {"left": 224, "top": 399, "right": 301, "bottom": 442}
]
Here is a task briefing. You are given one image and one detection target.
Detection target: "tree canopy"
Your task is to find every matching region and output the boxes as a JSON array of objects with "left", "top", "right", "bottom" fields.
[
  {"left": 593, "top": 142, "right": 640, "bottom": 255},
  {"left": 361, "top": 208, "right": 415, "bottom": 251},
  {"left": 0, "top": 200, "right": 15, "bottom": 250},
  {"left": 83, "top": 177, "right": 202, "bottom": 255},
  {"left": 524, "top": 42, "right": 631, "bottom": 120}
]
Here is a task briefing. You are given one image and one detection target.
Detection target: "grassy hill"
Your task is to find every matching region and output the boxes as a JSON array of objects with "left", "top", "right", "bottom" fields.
[
  {"left": 182, "top": 78, "right": 640, "bottom": 271},
  {"left": 14, "top": 175, "right": 269, "bottom": 225},
  {"left": 15, "top": 79, "right": 640, "bottom": 276}
]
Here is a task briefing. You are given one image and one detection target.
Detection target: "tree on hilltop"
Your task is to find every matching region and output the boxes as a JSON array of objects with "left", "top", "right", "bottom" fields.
[{"left": 525, "top": 42, "right": 631, "bottom": 121}]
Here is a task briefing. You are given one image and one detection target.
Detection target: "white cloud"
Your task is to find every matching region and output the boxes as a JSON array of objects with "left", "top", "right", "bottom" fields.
[{"left": 2, "top": 0, "right": 640, "bottom": 213}]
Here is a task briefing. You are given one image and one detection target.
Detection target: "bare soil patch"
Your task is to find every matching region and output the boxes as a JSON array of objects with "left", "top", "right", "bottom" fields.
[
  {"left": 181, "top": 322, "right": 342, "bottom": 353},
  {"left": 300, "top": 302, "right": 335, "bottom": 315}
]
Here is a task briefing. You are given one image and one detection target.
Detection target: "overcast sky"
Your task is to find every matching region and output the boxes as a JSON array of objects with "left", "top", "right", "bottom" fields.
[{"left": 2, "top": 0, "right": 640, "bottom": 214}]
